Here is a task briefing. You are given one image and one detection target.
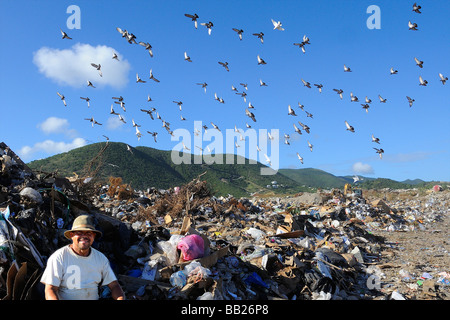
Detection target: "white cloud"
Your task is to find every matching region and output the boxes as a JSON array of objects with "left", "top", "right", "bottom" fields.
[
  {"left": 37, "top": 116, "right": 78, "bottom": 138},
  {"left": 352, "top": 162, "right": 374, "bottom": 174},
  {"left": 19, "top": 138, "right": 87, "bottom": 161},
  {"left": 33, "top": 43, "right": 130, "bottom": 89},
  {"left": 106, "top": 115, "right": 125, "bottom": 130}
]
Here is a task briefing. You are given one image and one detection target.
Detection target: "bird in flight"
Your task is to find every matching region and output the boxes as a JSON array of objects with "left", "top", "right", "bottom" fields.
[
  {"left": 293, "top": 41, "right": 306, "bottom": 54},
  {"left": 139, "top": 42, "right": 154, "bottom": 57},
  {"left": 288, "top": 105, "right": 297, "bottom": 116},
  {"left": 414, "top": 57, "right": 424, "bottom": 68},
  {"left": 298, "top": 121, "right": 310, "bottom": 133},
  {"left": 173, "top": 100, "right": 183, "bottom": 110},
  {"left": 333, "top": 88, "right": 344, "bottom": 99},
  {"left": 80, "top": 97, "right": 90, "bottom": 107},
  {"left": 87, "top": 80, "right": 95, "bottom": 88},
  {"left": 91, "top": 63, "right": 102, "bottom": 77},
  {"left": 140, "top": 108, "right": 154, "bottom": 120},
  {"left": 126, "top": 145, "right": 133, "bottom": 154},
  {"left": 147, "top": 131, "right": 158, "bottom": 142},
  {"left": 60, "top": 28, "right": 72, "bottom": 39},
  {"left": 296, "top": 153, "right": 304, "bottom": 164},
  {"left": 112, "top": 52, "right": 119, "bottom": 60},
  {"left": 211, "top": 122, "right": 221, "bottom": 132},
  {"left": 264, "top": 154, "right": 272, "bottom": 166},
  {"left": 293, "top": 123, "right": 302, "bottom": 135},
  {"left": 84, "top": 117, "right": 102, "bottom": 127},
  {"left": 110, "top": 104, "right": 119, "bottom": 115},
  {"left": 271, "top": 19, "right": 284, "bottom": 31},
  {"left": 408, "top": 21, "right": 418, "bottom": 30},
  {"left": 252, "top": 32, "right": 264, "bottom": 43},
  {"left": 184, "top": 51, "right": 192, "bottom": 62},
  {"left": 378, "top": 95, "right": 387, "bottom": 103},
  {"left": 132, "top": 119, "right": 141, "bottom": 128},
  {"left": 245, "top": 108, "right": 257, "bottom": 122},
  {"left": 390, "top": 67, "right": 398, "bottom": 75},
  {"left": 439, "top": 73, "right": 448, "bottom": 85},
  {"left": 196, "top": 82, "right": 208, "bottom": 93},
  {"left": 302, "top": 35, "right": 310, "bottom": 45},
  {"left": 184, "top": 13, "right": 199, "bottom": 29},
  {"left": 149, "top": 69, "right": 160, "bottom": 82},
  {"left": 374, "top": 148, "right": 384, "bottom": 159},
  {"left": 419, "top": 76, "right": 428, "bottom": 86},
  {"left": 57, "top": 92, "right": 67, "bottom": 106},
  {"left": 218, "top": 61, "right": 229, "bottom": 71},
  {"left": 301, "top": 79, "right": 311, "bottom": 88},
  {"left": 314, "top": 84, "right": 323, "bottom": 93},
  {"left": 257, "top": 55, "right": 267, "bottom": 65},
  {"left": 344, "top": 64, "right": 352, "bottom": 72},
  {"left": 213, "top": 93, "right": 223, "bottom": 104},
  {"left": 345, "top": 121, "right": 355, "bottom": 132},
  {"left": 118, "top": 114, "right": 126, "bottom": 123},
  {"left": 372, "top": 134, "right": 380, "bottom": 144},
  {"left": 200, "top": 21, "right": 214, "bottom": 35},
  {"left": 232, "top": 28, "right": 244, "bottom": 40},
  {"left": 135, "top": 126, "right": 143, "bottom": 141},
  {"left": 307, "top": 141, "right": 313, "bottom": 152},
  {"left": 136, "top": 73, "right": 146, "bottom": 83},
  {"left": 260, "top": 79, "right": 268, "bottom": 86},
  {"left": 412, "top": 3, "right": 422, "bottom": 13},
  {"left": 114, "top": 100, "right": 126, "bottom": 112},
  {"left": 407, "top": 96, "right": 415, "bottom": 107}
]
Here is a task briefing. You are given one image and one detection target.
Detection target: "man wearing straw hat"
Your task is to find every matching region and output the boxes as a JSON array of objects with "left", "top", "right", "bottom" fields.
[{"left": 40, "top": 214, "right": 125, "bottom": 300}]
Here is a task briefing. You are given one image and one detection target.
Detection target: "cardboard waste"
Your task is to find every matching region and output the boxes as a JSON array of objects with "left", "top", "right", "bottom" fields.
[{"left": 0, "top": 142, "right": 448, "bottom": 300}]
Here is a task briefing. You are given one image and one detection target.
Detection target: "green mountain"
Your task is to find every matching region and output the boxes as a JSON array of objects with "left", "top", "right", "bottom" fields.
[
  {"left": 26, "top": 142, "right": 443, "bottom": 197},
  {"left": 27, "top": 142, "right": 308, "bottom": 197},
  {"left": 401, "top": 179, "right": 426, "bottom": 185},
  {"left": 278, "top": 168, "right": 349, "bottom": 189}
]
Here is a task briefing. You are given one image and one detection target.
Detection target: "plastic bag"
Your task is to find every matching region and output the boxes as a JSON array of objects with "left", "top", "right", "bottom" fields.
[
  {"left": 246, "top": 227, "right": 266, "bottom": 241},
  {"left": 170, "top": 270, "right": 187, "bottom": 288},
  {"left": 19, "top": 187, "right": 43, "bottom": 204},
  {"left": 184, "top": 261, "right": 211, "bottom": 283},
  {"left": 197, "top": 292, "right": 214, "bottom": 300},
  {"left": 157, "top": 234, "right": 184, "bottom": 266},
  {"left": 177, "top": 234, "right": 204, "bottom": 261}
]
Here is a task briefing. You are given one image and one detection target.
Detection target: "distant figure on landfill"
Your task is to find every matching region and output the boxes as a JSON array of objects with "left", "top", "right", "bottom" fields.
[{"left": 40, "top": 214, "right": 125, "bottom": 300}]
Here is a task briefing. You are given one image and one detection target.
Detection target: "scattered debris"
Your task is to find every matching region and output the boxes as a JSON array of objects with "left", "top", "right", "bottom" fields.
[{"left": 0, "top": 142, "right": 448, "bottom": 300}]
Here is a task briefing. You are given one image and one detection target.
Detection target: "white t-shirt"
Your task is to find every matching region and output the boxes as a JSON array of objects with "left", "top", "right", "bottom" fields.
[{"left": 40, "top": 245, "right": 117, "bottom": 300}]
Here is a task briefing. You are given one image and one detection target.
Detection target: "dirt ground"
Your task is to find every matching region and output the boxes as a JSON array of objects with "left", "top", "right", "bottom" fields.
[{"left": 369, "top": 191, "right": 450, "bottom": 300}]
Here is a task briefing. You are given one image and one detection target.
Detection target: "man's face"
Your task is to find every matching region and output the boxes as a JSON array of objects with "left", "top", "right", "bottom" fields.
[{"left": 71, "top": 231, "right": 95, "bottom": 252}]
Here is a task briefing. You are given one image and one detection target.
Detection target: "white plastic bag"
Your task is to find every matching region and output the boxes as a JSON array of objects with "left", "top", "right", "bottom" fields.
[{"left": 157, "top": 235, "right": 184, "bottom": 266}]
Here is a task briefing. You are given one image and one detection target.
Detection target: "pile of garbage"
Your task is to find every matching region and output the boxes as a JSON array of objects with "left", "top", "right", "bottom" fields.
[{"left": 1, "top": 142, "right": 448, "bottom": 300}]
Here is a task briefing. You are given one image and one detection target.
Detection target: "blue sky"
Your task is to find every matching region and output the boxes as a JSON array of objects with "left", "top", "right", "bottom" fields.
[{"left": 1, "top": 0, "right": 449, "bottom": 182}]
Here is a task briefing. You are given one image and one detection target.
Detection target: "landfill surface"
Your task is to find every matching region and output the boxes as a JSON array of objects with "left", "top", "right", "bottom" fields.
[{"left": 1, "top": 142, "right": 449, "bottom": 301}]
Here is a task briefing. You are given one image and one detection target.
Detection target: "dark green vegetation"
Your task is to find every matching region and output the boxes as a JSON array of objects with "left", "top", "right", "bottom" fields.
[
  {"left": 27, "top": 142, "right": 444, "bottom": 197},
  {"left": 27, "top": 142, "right": 308, "bottom": 197}
]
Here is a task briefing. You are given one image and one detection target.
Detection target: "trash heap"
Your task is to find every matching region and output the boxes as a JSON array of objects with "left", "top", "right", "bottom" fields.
[{"left": 1, "top": 142, "right": 448, "bottom": 300}]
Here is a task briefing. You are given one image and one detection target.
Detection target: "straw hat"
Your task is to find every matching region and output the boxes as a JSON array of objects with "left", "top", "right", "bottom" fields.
[{"left": 64, "top": 215, "right": 102, "bottom": 239}]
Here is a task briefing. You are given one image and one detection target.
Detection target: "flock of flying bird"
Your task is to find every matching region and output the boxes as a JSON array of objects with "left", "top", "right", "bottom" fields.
[{"left": 55, "top": 3, "right": 446, "bottom": 167}]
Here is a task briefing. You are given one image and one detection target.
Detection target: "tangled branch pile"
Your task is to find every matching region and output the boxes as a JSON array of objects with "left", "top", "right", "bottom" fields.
[
  {"left": 137, "top": 173, "right": 226, "bottom": 225},
  {"left": 107, "top": 177, "right": 134, "bottom": 201}
]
